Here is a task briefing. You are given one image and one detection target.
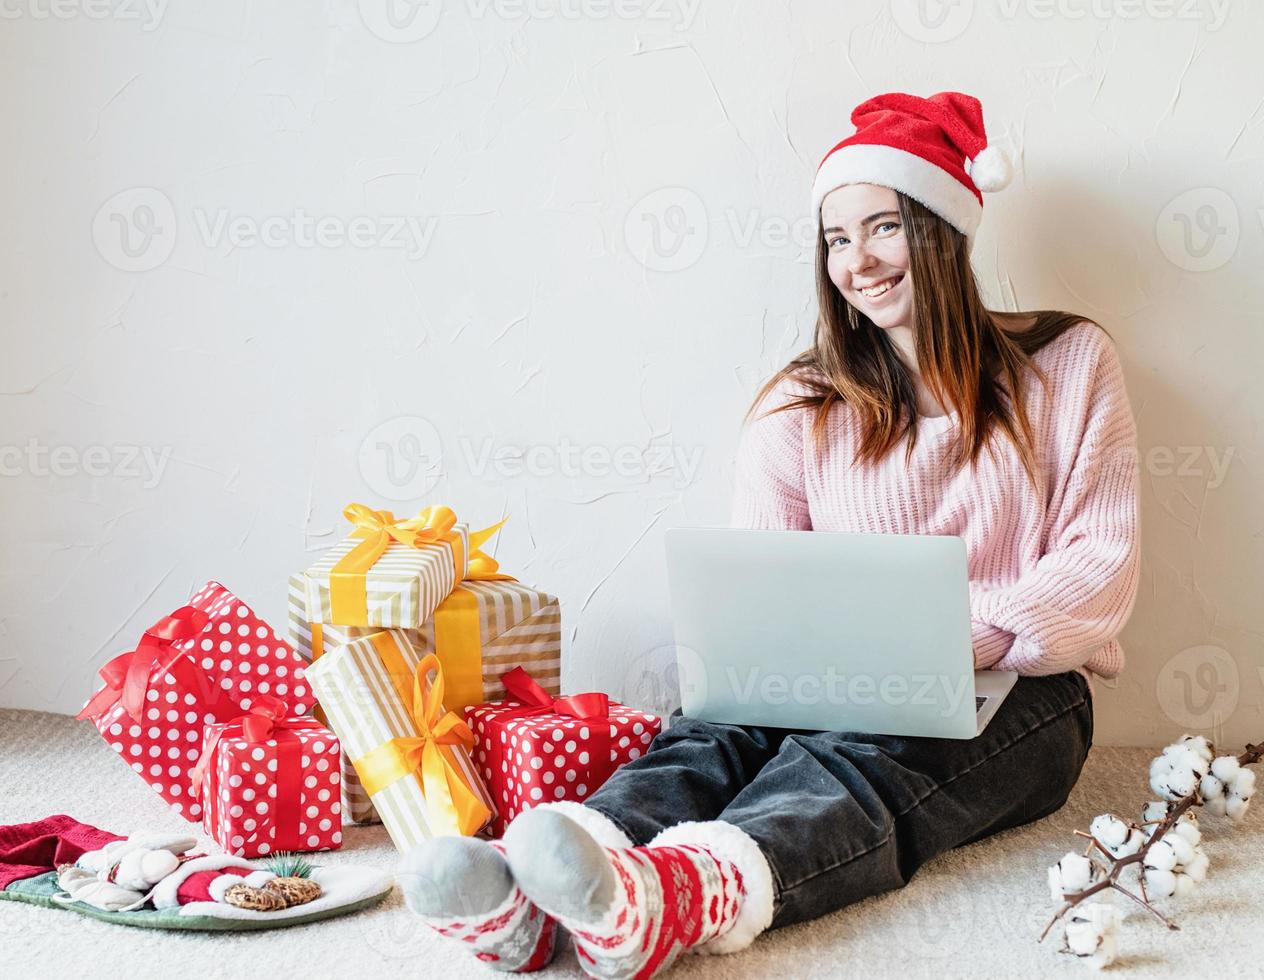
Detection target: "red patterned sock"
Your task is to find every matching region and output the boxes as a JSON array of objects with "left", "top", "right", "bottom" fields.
[
  {"left": 505, "top": 811, "right": 774, "bottom": 980},
  {"left": 412, "top": 841, "right": 559, "bottom": 973},
  {"left": 567, "top": 842, "right": 745, "bottom": 980}
]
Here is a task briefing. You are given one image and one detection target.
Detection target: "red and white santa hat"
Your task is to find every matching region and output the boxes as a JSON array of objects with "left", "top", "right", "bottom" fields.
[{"left": 811, "top": 91, "right": 1011, "bottom": 249}]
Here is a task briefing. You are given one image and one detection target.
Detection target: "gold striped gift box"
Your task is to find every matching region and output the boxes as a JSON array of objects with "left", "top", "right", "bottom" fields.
[
  {"left": 303, "top": 629, "right": 497, "bottom": 853},
  {"left": 299, "top": 523, "right": 470, "bottom": 628},
  {"left": 288, "top": 573, "right": 563, "bottom": 825}
]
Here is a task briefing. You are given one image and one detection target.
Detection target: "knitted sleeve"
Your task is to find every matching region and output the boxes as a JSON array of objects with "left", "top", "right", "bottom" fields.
[
  {"left": 971, "top": 331, "right": 1141, "bottom": 678},
  {"left": 729, "top": 375, "right": 813, "bottom": 530}
]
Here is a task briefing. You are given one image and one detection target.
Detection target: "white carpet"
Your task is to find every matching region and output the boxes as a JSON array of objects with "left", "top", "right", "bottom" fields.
[{"left": 2, "top": 709, "right": 1260, "bottom": 978}]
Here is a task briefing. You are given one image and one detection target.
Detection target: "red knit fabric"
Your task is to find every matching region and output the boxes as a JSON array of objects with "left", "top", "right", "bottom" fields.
[
  {"left": 567, "top": 843, "right": 744, "bottom": 980},
  {"left": 0, "top": 815, "right": 124, "bottom": 889},
  {"left": 818, "top": 92, "right": 988, "bottom": 204}
]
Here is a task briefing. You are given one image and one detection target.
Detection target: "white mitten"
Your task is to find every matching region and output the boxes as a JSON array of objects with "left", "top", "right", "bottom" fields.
[
  {"left": 56, "top": 866, "right": 146, "bottom": 912},
  {"left": 112, "top": 849, "right": 181, "bottom": 891},
  {"left": 71, "top": 832, "right": 198, "bottom": 901}
]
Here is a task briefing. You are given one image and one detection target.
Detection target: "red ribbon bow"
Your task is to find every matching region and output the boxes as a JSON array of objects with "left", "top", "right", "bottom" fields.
[
  {"left": 498, "top": 667, "right": 614, "bottom": 792},
  {"left": 501, "top": 666, "right": 610, "bottom": 722},
  {"left": 190, "top": 695, "right": 325, "bottom": 851},
  {"left": 76, "top": 606, "right": 211, "bottom": 723}
]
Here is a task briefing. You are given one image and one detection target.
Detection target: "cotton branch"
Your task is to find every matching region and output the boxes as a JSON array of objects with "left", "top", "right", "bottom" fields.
[{"left": 1039, "top": 739, "right": 1262, "bottom": 945}]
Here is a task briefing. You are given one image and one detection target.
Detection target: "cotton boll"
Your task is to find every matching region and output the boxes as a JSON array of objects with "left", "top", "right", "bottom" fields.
[
  {"left": 1172, "top": 873, "right": 1196, "bottom": 899},
  {"left": 1142, "top": 801, "right": 1169, "bottom": 824},
  {"left": 1047, "top": 865, "right": 1065, "bottom": 903},
  {"left": 1164, "top": 745, "right": 1209, "bottom": 776},
  {"left": 1172, "top": 817, "right": 1201, "bottom": 847},
  {"left": 1162, "top": 766, "right": 1202, "bottom": 800},
  {"left": 1064, "top": 903, "right": 1121, "bottom": 970},
  {"left": 1226, "top": 796, "right": 1251, "bottom": 822},
  {"left": 1089, "top": 814, "right": 1129, "bottom": 849},
  {"left": 1178, "top": 735, "right": 1214, "bottom": 766},
  {"left": 1144, "top": 840, "right": 1178, "bottom": 872},
  {"left": 1089, "top": 929, "right": 1119, "bottom": 970},
  {"left": 1150, "top": 750, "right": 1204, "bottom": 801},
  {"left": 1200, "top": 773, "right": 1224, "bottom": 801},
  {"left": 1089, "top": 814, "right": 1146, "bottom": 858},
  {"left": 1167, "top": 834, "right": 1196, "bottom": 866},
  {"left": 1186, "top": 851, "right": 1210, "bottom": 883},
  {"left": 1231, "top": 767, "right": 1256, "bottom": 798},
  {"left": 1144, "top": 867, "right": 1177, "bottom": 897},
  {"left": 1064, "top": 919, "right": 1101, "bottom": 957},
  {"left": 1210, "top": 755, "right": 1241, "bottom": 782},
  {"left": 1049, "top": 852, "right": 1096, "bottom": 901},
  {"left": 1150, "top": 771, "right": 1176, "bottom": 801},
  {"left": 1114, "top": 828, "right": 1146, "bottom": 858},
  {"left": 1061, "top": 853, "right": 1094, "bottom": 890}
]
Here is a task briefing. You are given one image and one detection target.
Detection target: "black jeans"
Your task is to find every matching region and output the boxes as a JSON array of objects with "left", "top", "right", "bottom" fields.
[{"left": 585, "top": 671, "right": 1093, "bottom": 928}]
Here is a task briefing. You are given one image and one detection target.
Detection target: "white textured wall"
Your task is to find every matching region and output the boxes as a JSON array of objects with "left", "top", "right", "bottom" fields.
[{"left": 3, "top": 1, "right": 1261, "bottom": 747}]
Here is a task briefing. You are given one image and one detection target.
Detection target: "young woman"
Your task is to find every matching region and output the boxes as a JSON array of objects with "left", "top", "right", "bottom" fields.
[{"left": 398, "top": 91, "right": 1141, "bottom": 979}]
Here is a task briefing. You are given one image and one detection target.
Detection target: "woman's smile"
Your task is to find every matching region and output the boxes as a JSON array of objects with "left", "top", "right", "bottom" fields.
[{"left": 856, "top": 273, "right": 905, "bottom": 303}]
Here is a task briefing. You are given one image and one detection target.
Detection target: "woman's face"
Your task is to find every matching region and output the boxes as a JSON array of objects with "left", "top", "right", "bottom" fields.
[{"left": 821, "top": 183, "right": 912, "bottom": 331}]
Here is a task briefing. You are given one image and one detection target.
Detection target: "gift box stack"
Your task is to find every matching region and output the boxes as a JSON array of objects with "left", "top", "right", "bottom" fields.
[
  {"left": 77, "top": 581, "right": 340, "bottom": 857},
  {"left": 286, "top": 504, "right": 564, "bottom": 825},
  {"left": 76, "top": 500, "right": 661, "bottom": 864}
]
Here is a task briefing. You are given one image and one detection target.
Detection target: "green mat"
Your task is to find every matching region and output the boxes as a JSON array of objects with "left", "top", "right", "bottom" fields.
[{"left": 0, "top": 868, "right": 391, "bottom": 932}]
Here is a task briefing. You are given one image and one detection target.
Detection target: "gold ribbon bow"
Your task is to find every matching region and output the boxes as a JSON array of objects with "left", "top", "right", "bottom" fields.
[
  {"left": 329, "top": 503, "right": 512, "bottom": 624},
  {"left": 352, "top": 642, "right": 491, "bottom": 837}
]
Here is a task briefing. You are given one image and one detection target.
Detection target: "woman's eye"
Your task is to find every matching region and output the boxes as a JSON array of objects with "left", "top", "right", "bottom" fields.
[
  {"left": 875, "top": 221, "right": 900, "bottom": 235},
  {"left": 829, "top": 235, "right": 849, "bottom": 248}
]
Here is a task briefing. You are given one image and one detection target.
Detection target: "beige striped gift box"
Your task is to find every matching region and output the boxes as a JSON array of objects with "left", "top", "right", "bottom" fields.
[
  {"left": 303, "top": 629, "right": 496, "bottom": 854},
  {"left": 288, "top": 573, "right": 563, "bottom": 826},
  {"left": 298, "top": 523, "right": 470, "bottom": 628}
]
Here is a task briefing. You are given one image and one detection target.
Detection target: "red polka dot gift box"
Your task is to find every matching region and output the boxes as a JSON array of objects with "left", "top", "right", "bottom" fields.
[
  {"left": 194, "top": 696, "right": 342, "bottom": 858},
  {"left": 76, "top": 581, "right": 313, "bottom": 823},
  {"left": 464, "top": 667, "right": 662, "bottom": 838}
]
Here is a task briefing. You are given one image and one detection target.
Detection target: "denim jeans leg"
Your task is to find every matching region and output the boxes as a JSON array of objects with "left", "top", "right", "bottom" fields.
[
  {"left": 712, "top": 671, "right": 1094, "bottom": 928},
  {"left": 582, "top": 710, "right": 788, "bottom": 844}
]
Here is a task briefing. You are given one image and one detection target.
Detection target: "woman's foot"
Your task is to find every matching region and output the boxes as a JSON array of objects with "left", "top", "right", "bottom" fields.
[
  {"left": 503, "top": 809, "right": 762, "bottom": 980},
  {"left": 397, "top": 836, "right": 558, "bottom": 972}
]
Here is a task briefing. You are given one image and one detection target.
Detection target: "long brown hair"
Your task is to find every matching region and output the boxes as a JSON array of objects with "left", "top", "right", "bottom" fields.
[{"left": 746, "top": 190, "right": 1107, "bottom": 490}]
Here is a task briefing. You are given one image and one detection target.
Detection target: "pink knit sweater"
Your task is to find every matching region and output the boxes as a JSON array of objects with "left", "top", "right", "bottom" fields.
[{"left": 730, "top": 321, "right": 1141, "bottom": 686}]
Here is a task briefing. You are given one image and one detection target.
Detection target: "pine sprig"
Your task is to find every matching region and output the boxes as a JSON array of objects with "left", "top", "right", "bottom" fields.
[{"left": 266, "top": 851, "right": 315, "bottom": 879}]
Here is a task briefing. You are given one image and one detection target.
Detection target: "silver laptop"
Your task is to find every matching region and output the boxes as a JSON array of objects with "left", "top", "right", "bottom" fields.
[{"left": 663, "top": 527, "right": 1017, "bottom": 739}]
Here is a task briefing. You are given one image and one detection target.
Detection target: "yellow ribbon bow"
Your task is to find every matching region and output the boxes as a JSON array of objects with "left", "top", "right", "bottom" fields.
[
  {"left": 329, "top": 503, "right": 512, "bottom": 624},
  {"left": 352, "top": 648, "right": 492, "bottom": 837}
]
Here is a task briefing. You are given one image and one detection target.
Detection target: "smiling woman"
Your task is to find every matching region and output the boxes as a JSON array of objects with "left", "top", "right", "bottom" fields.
[
  {"left": 401, "top": 90, "right": 1141, "bottom": 980},
  {"left": 758, "top": 177, "right": 1097, "bottom": 491}
]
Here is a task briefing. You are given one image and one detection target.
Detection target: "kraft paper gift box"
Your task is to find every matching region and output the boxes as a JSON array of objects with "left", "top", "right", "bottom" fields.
[
  {"left": 465, "top": 667, "right": 662, "bottom": 837},
  {"left": 296, "top": 503, "right": 479, "bottom": 629},
  {"left": 288, "top": 573, "right": 563, "bottom": 824},
  {"left": 77, "top": 581, "right": 314, "bottom": 824},
  {"left": 303, "top": 629, "right": 496, "bottom": 853},
  {"left": 195, "top": 697, "right": 342, "bottom": 858}
]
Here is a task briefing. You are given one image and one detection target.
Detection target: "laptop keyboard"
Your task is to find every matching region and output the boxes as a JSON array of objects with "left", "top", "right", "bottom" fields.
[{"left": 975, "top": 696, "right": 988, "bottom": 713}]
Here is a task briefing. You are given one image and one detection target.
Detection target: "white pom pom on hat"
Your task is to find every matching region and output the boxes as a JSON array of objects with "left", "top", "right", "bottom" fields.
[
  {"left": 965, "top": 144, "right": 1012, "bottom": 193},
  {"left": 811, "top": 90, "right": 1011, "bottom": 252}
]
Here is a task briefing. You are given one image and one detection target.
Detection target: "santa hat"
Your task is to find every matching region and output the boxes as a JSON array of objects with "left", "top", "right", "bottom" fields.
[{"left": 811, "top": 91, "right": 1011, "bottom": 250}]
